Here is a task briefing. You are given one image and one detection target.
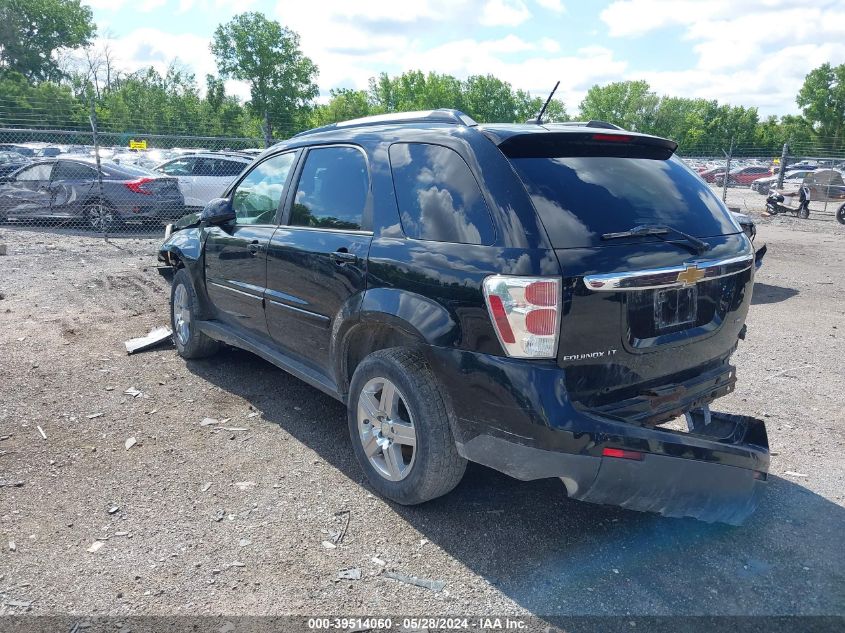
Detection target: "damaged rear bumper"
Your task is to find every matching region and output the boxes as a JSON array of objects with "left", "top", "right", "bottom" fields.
[
  {"left": 456, "top": 412, "right": 768, "bottom": 525},
  {"left": 425, "top": 348, "right": 769, "bottom": 525}
]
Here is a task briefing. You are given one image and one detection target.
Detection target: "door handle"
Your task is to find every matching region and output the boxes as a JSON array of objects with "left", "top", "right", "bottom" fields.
[
  {"left": 247, "top": 241, "right": 264, "bottom": 255},
  {"left": 331, "top": 248, "right": 358, "bottom": 265}
]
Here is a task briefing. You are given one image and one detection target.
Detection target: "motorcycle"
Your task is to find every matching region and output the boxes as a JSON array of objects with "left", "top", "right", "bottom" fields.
[{"left": 766, "top": 185, "right": 810, "bottom": 219}]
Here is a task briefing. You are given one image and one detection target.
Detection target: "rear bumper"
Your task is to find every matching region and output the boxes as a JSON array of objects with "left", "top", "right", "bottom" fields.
[
  {"left": 115, "top": 199, "right": 185, "bottom": 221},
  {"left": 457, "top": 420, "right": 767, "bottom": 525},
  {"left": 425, "top": 347, "right": 769, "bottom": 524}
]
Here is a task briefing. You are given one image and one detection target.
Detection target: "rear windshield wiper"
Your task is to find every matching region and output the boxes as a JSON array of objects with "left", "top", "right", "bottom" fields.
[{"left": 601, "top": 224, "right": 710, "bottom": 255}]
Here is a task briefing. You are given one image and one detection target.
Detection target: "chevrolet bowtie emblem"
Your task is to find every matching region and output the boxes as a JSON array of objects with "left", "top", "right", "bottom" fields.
[{"left": 677, "top": 265, "right": 705, "bottom": 286}]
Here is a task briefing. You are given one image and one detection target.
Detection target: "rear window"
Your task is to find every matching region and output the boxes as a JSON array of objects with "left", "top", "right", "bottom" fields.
[{"left": 510, "top": 155, "right": 740, "bottom": 249}]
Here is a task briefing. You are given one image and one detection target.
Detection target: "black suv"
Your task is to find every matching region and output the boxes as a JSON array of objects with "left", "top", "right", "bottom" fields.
[{"left": 159, "top": 110, "right": 769, "bottom": 524}]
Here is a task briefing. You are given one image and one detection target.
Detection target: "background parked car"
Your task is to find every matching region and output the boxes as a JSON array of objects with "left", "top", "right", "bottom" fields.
[
  {"left": 751, "top": 169, "right": 815, "bottom": 194},
  {"left": 0, "top": 158, "right": 184, "bottom": 231},
  {"left": 714, "top": 165, "right": 770, "bottom": 187},
  {"left": 698, "top": 166, "right": 725, "bottom": 183},
  {"left": 0, "top": 143, "right": 36, "bottom": 157},
  {"left": 775, "top": 169, "right": 845, "bottom": 202},
  {"left": 154, "top": 152, "right": 252, "bottom": 208},
  {"left": 0, "top": 151, "right": 30, "bottom": 177}
]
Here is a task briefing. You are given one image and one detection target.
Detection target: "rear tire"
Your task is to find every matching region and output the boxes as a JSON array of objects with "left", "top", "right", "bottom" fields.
[
  {"left": 84, "top": 201, "right": 118, "bottom": 233},
  {"left": 170, "top": 268, "right": 219, "bottom": 359},
  {"left": 347, "top": 348, "right": 467, "bottom": 505},
  {"left": 837, "top": 204, "right": 845, "bottom": 225}
]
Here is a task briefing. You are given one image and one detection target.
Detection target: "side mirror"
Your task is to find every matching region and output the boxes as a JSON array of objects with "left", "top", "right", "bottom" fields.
[{"left": 200, "top": 197, "right": 236, "bottom": 225}]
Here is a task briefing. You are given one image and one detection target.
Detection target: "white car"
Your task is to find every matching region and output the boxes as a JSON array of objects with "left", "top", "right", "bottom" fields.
[
  {"left": 751, "top": 169, "right": 815, "bottom": 195},
  {"left": 155, "top": 153, "right": 252, "bottom": 208}
]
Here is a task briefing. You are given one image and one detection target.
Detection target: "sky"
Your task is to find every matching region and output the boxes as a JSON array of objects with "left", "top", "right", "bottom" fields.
[{"left": 81, "top": 0, "right": 845, "bottom": 117}]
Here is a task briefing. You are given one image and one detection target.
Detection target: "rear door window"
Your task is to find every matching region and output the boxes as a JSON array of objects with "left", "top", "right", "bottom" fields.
[
  {"left": 289, "top": 146, "right": 369, "bottom": 231},
  {"left": 389, "top": 143, "right": 495, "bottom": 245},
  {"left": 53, "top": 161, "right": 97, "bottom": 180},
  {"left": 159, "top": 158, "right": 194, "bottom": 176},
  {"left": 218, "top": 160, "right": 247, "bottom": 177},
  {"left": 509, "top": 154, "right": 739, "bottom": 249}
]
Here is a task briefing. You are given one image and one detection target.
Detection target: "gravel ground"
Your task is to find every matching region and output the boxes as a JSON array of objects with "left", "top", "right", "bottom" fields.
[{"left": 0, "top": 211, "right": 843, "bottom": 620}]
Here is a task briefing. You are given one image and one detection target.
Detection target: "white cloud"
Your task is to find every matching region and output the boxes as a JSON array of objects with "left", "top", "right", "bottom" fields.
[
  {"left": 600, "top": 0, "right": 845, "bottom": 113},
  {"left": 535, "top": 0, "right": 565, "bottom": 13},
  {"left": 480, "top": 0, "right": 532, "bottom": 27},
  {"left": 540, "top": 37, "right": 561, "bottom": 53},
  {"left": 641, "top": 42, "right": 845, "bottom": 113},
  {"left": 138, "top": 0, "right": 167, "bottom": 12}
]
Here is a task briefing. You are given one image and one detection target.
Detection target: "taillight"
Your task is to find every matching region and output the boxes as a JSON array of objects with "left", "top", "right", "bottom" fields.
[
  {"left": 482, "top": 275, "right": 561, "bottom": 358},
  {"left": 125, "top": 177, "right": 155, "bottom": 195}
]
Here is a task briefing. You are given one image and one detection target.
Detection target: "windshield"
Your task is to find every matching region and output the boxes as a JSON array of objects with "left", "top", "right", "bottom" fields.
[{"left": 510, "top": 154, "right": 740, "bottom": 249}]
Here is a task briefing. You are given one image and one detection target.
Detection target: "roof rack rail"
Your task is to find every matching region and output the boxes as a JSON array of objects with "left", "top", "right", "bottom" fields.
[
  {"left": 547, "top": 120, "right": 624, "bottom": 131},
  {"left": 294, "top": 109, "right": 478, "bottom": 137}
]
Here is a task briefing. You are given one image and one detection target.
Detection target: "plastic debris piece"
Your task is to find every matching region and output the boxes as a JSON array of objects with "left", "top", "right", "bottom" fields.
[
  {"left": 384, "top": 571, "right": 445, "bottom": 592},
  {"left": 125, "top": 326, "right": 173, "bottom": 354},
  {"left": 124, "top": 437, "right": 137, "bottom": 450},
  {"left": 337, "top": 568, "right": 362, "bottom": 580}
]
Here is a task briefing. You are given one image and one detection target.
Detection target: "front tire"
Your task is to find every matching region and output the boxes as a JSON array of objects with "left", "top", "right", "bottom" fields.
[
  {"left": 170, "top": 268, "right": 219, "bottom": 359},
  {"left": 837, "top": 204, "right": 845, "bottom": 225},
  {"left": 347, "top": 348, "right": 467, "bottom": 505}
]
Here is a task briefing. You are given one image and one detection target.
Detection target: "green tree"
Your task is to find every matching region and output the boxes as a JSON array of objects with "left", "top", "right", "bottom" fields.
[
  {"left": 0, "top": 70, "right": 85, "bottom": 128},
  {"left": 211, "top": 12, "right": 319, "bottom": 146},
  {"left": 0, "top": 0, "right": 95, "bottom": 81},
  {"left": 462, "top": 75, "right": 516, "bottom": 122},
  {"left": 579, "top": 80, "right": 659, "bottom": 132},
  {"left": 796, "top": 62, "right": 845, "bottom": 151},
  {"left": 513, "top": 88, "right": 567, "bottom": 123},
  {"left": 311, "top": 88, "right": 376, "bottom": 127},
  {"left": 368, "top": 71, "right": 464, "bottom": 112}
]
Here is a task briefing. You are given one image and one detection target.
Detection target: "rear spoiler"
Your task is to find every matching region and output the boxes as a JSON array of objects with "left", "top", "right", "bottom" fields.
[{"left": 492, "top": 131, "right": 678, "bottom": 160}]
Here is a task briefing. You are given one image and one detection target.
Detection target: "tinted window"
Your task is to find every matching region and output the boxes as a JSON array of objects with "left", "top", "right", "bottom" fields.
[
  {"left": 15, "top": 163, "right": 52, "bottom": 181},
  {"left": 389, "top": 143, "right": 495, "bottom": 244},
  {"left": 510, "top": 155, "right": 739, "bottom": 249},
  {"left": 232, "top": 152, "right": 296, "bottom": 224},
  {"left": 290, "top": 147, "right": 368, "bottom": 231},
  {"left": 54, "top": 161, "right": 97, "bottom": 180},
  {"left": 218, "top": 160, "right": 248, "bottom": 177},
  {"left": 159, "top": 158, "right": 194, "bottom": 176}
]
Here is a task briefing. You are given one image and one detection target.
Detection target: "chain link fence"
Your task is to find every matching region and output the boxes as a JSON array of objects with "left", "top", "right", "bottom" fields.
[
  {"left": 0, "top": 94, "right": 265, "bottom": 238},
  {"left": 678, "top": 143, "right": 845, "bottom": 222},
  {"left": 2, "top": 118, "right": 845, "bottom": 240}
]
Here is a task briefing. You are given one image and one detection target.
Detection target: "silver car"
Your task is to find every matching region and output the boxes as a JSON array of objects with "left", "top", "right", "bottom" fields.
[{"left": 0, "top": 157, "right": 185, "bottom": 231}]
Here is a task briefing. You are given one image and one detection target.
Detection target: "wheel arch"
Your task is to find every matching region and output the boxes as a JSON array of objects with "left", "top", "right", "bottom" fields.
[
  {"left": 333, "top": 287, "right": 458, "bottom": 397},
  {"left": 161, "top": 227, "right": 212, "bottom": 316}
]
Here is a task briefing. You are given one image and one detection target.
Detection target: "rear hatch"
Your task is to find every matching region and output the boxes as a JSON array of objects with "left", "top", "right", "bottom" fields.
[{"left": 501, "top": 130, "right": 755, "bottom": 422}]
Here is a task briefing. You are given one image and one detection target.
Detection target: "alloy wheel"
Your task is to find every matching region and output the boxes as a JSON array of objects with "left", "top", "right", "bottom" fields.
[
  {"left": 356, "top": 377, "right": 417, "bottom": 481},
  {"left": 172, "top": 283, "right": 191, "bottom": 345},
  {"left": 87, "top": 203, "right": 113, "bottom": 232}
]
